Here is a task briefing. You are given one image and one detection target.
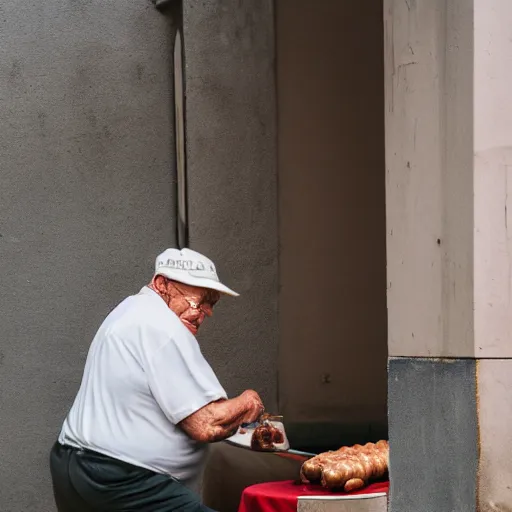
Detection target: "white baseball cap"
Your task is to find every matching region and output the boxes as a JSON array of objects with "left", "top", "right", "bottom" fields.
[{"left": 154, "top": 248, "right": 239, "bottom": 297}]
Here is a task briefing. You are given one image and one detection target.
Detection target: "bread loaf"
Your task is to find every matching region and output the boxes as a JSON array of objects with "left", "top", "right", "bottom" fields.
[{"left": 300, "top": 440, "right": 389, "bottom": 492}]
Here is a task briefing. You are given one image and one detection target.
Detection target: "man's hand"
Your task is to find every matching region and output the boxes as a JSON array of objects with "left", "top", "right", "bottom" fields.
[
  {"left": 178, "top": 390, "right": 265, "bottom": 443},
  {"left": 239, "top": 390, "right": 264, "bottom": 424}
]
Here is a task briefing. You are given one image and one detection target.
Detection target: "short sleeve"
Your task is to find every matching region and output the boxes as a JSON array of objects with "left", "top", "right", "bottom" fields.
[{"left": 143, "top": 333, "right": 228, "bottom": 424}]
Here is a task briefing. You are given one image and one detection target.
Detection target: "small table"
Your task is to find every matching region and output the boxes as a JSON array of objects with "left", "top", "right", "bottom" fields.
[{"left": 238, "top": 480, "right": 389, "bottom": 512}]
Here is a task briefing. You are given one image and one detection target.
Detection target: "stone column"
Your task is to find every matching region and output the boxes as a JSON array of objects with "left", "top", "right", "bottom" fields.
[{"left": 385, "top": 0, "right": 512, "bottom": 510}]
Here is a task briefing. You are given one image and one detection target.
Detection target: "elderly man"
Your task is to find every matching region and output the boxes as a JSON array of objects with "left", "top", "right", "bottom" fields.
[{"left": 50, "top": 248, "right": 264, "bottom": 512}]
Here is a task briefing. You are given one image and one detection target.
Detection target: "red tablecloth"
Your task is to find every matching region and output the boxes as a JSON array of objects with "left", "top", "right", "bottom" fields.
[{"left": 238, "top": 480, "right": 389, "bottom": 512}]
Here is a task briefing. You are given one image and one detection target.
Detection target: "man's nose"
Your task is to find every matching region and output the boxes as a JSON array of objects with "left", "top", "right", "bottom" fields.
[{"left": 189, "top": 308, "right": 201, "bottom": 318}]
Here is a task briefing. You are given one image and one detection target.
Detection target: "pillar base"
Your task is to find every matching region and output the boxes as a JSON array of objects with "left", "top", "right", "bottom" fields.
[
  {"left": 388, "top": 357, "right": 512, "bottom": 511},
  {"left": 298, "top": 494, "right": 387, "bottom": 512}
]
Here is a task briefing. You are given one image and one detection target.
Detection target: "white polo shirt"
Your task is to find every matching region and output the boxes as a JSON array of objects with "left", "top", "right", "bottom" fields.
[{"left": 58, "top": 286, "right": 227, "bottom": 484}]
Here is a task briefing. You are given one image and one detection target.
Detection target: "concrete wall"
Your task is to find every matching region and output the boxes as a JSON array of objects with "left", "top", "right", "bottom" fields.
[
  {"left": 0, "top": 2, "right": 176, "bottom": 510},
  {"left": 276, "top": 0, "right": 388, "bottom": 449},
  {"left": 183, "top": 0, "right": 279, "bottom": 412},
  {"left": 385, "top": 0, "right": 512, "bottom": 509},
  {"left": 0, "top": 0, "right": 385, "bottom": 506},
  {"left": 385, "top": 0, "right": 474, "bottom": 358}
]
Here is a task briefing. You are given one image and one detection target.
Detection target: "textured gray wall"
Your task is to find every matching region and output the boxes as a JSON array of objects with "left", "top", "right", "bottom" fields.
[
  {"left": 0, "top": 2, "right": 176, "bottom": 510},
  {"left": 388, "top": 358, "right": 478, "bottom": 512},
  {"left": 183, "top": 0, "right": 278, "bottom": 411}
]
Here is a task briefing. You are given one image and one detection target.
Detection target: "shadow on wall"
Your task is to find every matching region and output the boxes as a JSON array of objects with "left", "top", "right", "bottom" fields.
[{"left": 276, "top": 0, "right": 388, "bottom": 451}]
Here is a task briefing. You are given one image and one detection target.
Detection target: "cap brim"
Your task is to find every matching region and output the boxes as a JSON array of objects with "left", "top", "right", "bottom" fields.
[{"left": 155, "top": 270, "right": 240, "bottom": 297}]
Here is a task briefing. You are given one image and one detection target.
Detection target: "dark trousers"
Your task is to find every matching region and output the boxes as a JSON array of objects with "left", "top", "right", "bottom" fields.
[{"left": 49, "top": 442, "right": 216, "bottom": 512}]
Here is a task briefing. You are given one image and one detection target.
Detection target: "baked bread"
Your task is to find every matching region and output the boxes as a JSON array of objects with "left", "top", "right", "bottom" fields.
[{"left": 300, "top": 441, "right": 389, "bottom": 492}]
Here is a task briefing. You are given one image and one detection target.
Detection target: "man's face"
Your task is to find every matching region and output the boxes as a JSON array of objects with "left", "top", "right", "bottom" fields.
[{"left": 154, "top": 278, "right": 220, "bottom": 335}]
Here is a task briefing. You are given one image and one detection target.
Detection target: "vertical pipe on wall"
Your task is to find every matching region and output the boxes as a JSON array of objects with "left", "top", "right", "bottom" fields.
[
  {"left": 151, "top": 0, "right": 188, "bottom": 249},
  {"left": 174, "top": 27, "right": 189, "bottom": 250}
]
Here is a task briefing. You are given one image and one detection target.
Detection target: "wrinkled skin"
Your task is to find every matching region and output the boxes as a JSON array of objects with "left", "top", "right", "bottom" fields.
[
  {"left": 179, "top": 390, "right": 264, "bottom": 443},
  {"left": 149, "top": 275, "right": 220, "bottom": 335},
  {"left": 148, "top": 274, "right": 265, "bottom": 443}
]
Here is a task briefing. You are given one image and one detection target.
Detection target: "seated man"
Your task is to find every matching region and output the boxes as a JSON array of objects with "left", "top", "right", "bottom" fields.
[{"left": 50, "top": 248, "right": 265, "bottom": 512}]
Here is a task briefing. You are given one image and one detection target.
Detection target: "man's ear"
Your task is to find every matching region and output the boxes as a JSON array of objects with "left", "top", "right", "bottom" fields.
[{"left": 152, "top": 275, "right": 169, "bottom": 292}]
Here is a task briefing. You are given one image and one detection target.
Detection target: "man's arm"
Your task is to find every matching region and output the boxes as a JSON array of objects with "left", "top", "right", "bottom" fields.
[{"left": 178, "top": 389, "right": 263, "bottom": 443}]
